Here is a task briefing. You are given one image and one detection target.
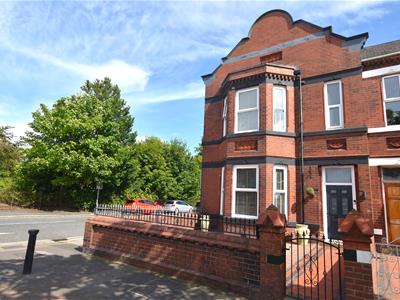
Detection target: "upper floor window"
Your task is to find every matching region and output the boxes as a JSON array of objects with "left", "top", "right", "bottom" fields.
[
  {"left": 222, "top": 97, "right": 228, "bottom": 136},
  {"left": 383, "top": 75, "right": 400, "bottom": 126},
  {"left": 235, "top": 87, "right": 259, "bottom": 133},
  {"left": 273, "top": 86, "right": 287, "bottom": 132},
  {"left": 232, "top": 165, "right": 258, "bottom": 218},
  {"left": 324, "top": 81, "right": 343, "bottom": 130}
]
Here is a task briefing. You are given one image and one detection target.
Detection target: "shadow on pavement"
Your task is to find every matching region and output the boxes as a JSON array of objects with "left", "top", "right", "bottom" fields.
[{"left": 0, "top": 243, "right": 239, "bottom": 300}]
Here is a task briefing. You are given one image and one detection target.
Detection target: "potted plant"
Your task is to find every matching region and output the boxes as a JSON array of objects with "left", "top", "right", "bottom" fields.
[
  {"left": 295, "top": 223, "right": 310, "bottom": 245},
  {"left": 306, "top": 187, "right": 316, "bottom": 197}
]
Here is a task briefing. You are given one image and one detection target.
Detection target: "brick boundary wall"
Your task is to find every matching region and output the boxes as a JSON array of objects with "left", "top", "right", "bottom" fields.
[
  {"left": 83, "top": 207, "right": 376, "bottom": 299},
  {"left": 83, "top": 216, "right": 261, "bottom": 297}
]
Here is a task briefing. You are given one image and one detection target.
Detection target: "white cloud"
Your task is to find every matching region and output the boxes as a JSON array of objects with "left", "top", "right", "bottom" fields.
[
  {"left": 76, "top": 60, "right": 150, "bottom": 92},
  {"left": 294, "top": 0, "right": 388, "bottom": 26},
  {"left": 132, "top": 81, "right": 204, "bottom": 106},
  {"left": 0, "top": 0, "right": 391, "bottom": 111},
  {"left": 0, "top": 41, "right": 150, "bottom": 92}
]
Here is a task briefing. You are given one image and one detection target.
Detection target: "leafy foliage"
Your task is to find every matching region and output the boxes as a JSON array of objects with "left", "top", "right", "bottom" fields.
[
  {"left": 0, "top": 127, "right": 22, "bottom": 205},
  {"left": 127, "top": 137, "right": 201, "bottom": 205},
  {"left": 18, "top": 78, "right": 137, "bottom": 209},
  {"left": 13, "top": 78, "right": 201, "bottom": 210},
  {"left": 0, "top": 127, "right": 20, "bottom": 175}
]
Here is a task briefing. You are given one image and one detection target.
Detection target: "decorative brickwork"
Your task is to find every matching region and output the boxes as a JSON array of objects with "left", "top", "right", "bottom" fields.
[
  {"left": 235, "top": 140, "right": 258, "bottom": 151},
  {"left": 386, "top": 137, "right": 400, "bottom": 149},
  {"left": 260, "top": 51, "right": 282, "bottom": 64},
  {"left": 327, "top": 138, "right": 347, "bottom": 150}
]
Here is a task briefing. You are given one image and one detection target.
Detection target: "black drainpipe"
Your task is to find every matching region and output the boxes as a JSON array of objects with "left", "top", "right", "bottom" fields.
[{"left": 294, "top": 68, "right": 305, "bottom": 224}]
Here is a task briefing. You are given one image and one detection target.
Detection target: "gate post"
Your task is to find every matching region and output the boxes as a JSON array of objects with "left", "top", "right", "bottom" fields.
[
  {"left": 339, "top": 210, "right": 374, "bottom": 300},
  {"left": 257, "top": 205, "right": 287, "bottom": 299}
]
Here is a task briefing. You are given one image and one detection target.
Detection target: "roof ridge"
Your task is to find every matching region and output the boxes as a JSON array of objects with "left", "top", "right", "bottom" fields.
[{"left": 364, "top": 39, "right": 400, "bottom": 49}]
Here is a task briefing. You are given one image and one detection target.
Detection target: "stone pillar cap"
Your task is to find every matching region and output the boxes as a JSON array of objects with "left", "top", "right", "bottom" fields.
[
  {"left": 338, "top": 210, "right": 373, "bottom": 237},
  {"left": 257, "top": 204, "right": 286, "bottom": 228}
]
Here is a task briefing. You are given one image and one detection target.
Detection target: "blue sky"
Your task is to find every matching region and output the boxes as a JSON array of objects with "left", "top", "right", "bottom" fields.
[{"left": 0, "top": 1, "right": 399, "bottom": 152}]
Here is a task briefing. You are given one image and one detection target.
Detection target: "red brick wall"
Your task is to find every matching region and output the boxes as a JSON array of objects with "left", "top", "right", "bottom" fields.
[
  {"left": 369, "top": 166, "right": 386, "bottom": 234},
  {"left": 201, "top": 167, "right": 222, "bottom": 214},
  {"left": 83, "top": 216, "right": 260, "bottom": 296},
  {"left": 83, "top": 214, "right": 376, "bottom": 299},
  {"left": 344, "top": 261, "right": 374, "bottom": 300},
  {"left": 205, "top": 11, "right": 361, "bottom": 98},
  {"left": 303, "top": 134, "right": 369, "bottom": 158},
  {"left": 302, "top": 165, "right": 324, "bottom": 226},
  {"left": 369, "top": 132, "right": 400, "bottom": 157}
]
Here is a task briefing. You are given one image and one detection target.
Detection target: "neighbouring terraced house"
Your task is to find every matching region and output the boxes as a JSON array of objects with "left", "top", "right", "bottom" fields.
[{"left": 200, "top": 9, "right": 400, "bottom": 243}]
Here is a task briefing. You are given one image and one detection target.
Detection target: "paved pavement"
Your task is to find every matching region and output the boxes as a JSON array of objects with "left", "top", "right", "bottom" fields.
[
  {"left": 0, "top": 209, "right": 91, "bottom": 243},
  {"left": 0, "top": 238, "right": 244, "bottom": 300},
  {"left": 0, "top": 207, "right": 244, "bottom": 299}
]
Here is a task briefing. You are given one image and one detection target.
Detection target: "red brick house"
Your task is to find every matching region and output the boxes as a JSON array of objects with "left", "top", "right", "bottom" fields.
[{"left": 200, "top": 9, "right": 400, "bottom": 242}]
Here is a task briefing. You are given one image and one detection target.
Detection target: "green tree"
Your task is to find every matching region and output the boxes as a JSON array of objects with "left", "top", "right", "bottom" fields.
[
  {"left": 0, "top": 126, "right": 22, "bottom": 205},
  {"left": 127, "top": 137, "right": 177, "bottom": 201},
  {"left": 163, "top": 139, "right": 200, "bottom": 204},
  {"left": 126, "top": 137, "right": 201, "bottom": 205},
  {"left": 0, "top": 126, "right": 20, "bottom": 177},
  {"left": 19, "top": 78, "right": 137, "bottom": 209}
]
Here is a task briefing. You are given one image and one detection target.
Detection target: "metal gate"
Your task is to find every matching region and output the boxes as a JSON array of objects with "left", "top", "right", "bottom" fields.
[
  {"left": 373, "top": 238, "right": 400, "bottom": 299},
  {"left": 285, "top": 233, "right": 343, "bottom": 299}
]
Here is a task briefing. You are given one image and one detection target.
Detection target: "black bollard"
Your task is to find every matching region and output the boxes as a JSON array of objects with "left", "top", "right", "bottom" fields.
[{"left": 22, "top": 229, "right": 39, "bottom": 275}]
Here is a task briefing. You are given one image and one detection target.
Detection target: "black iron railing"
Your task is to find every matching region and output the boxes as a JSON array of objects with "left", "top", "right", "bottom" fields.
[{"left": 95, "top": 204, "right": 258, "bottom": 239}]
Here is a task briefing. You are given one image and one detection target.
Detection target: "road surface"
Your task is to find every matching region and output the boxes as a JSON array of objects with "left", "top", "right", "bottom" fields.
[{"left": 0, "top": 209, "right": 92, "bottom": 244}]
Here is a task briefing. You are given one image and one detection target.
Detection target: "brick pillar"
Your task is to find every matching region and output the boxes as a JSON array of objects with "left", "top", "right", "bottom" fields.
[
  {"left": 257, "top": 205, "right": 287, "bottom": 300},
  {"left": 82, "top": 219, "right": 94, "bottom": 252},
  {"left": 339, "top": 210, "right": 374, "bottom": 300}
]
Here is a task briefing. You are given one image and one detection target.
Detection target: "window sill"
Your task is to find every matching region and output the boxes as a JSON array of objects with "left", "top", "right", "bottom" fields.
[
  {"left": 368, "top": 125, "right": 400, "bottom": 133},
  {"left": 325, "top": 126, "right": 344, "bottom": 131},
  {"left": 234, "top": 129, "right": 259, "bottom": 134},
  {"left": 231, "top": 214, "right": 258, "bottom": 219}
]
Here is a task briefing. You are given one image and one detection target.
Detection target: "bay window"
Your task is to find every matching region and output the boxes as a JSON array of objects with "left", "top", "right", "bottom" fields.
[
  {"left": 235, "top": 87, "right": 259, "bottom": 133},
  {"left": 232, "top": 165, "right": 258, "bottom": 218}
]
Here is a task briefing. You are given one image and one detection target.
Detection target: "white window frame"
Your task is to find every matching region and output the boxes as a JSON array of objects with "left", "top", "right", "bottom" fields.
[
  {"left": 231, "top": 165, "right": 259, "bottom": 219},
  {"left": 324, "top": 80, "right": 344, "bottom": 130},
  {"left": 273, "top": 165, "right": 288, "bottom": 217},
  {"left": 382, "top": 74, "right": 400, "bottom": 127},
  {"left": 222, "top": 97, "right": 228, "bottom": 136},
  {"left": 273, "top": 86, "right": 287, "bottom": 132},
  {"left": 220, "top": 166, "right": 225, "bottom": 215},
  {"left": 234, "top": 87, "right": 259, "bottom": 133},
  {"left": 321, "top": 166, "right": 356, "bottom": 239}
]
